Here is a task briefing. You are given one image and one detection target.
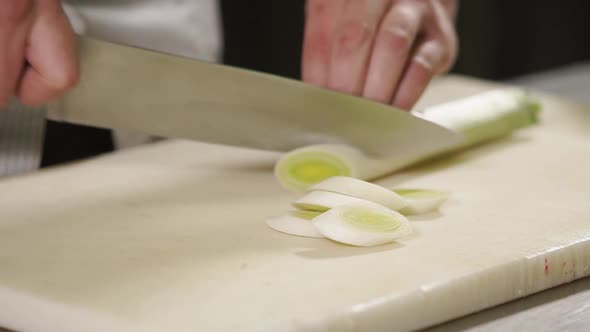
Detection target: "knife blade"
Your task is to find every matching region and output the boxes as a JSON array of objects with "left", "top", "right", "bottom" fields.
[{"left": 47, "top": 37, "right": 463, "bottom": 158}]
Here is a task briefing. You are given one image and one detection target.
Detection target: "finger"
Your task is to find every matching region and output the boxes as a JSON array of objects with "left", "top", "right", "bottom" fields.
[
  {"left": 302, "top": 0, "right": 343, "bottom": 87},
  {"left": 425, "top": 0, "right": 458, "bottom": 74},
  {"left": 392, "top": 0, "right": 458, "bottom": 110},
  {"left": 0, "top": 0, "right": 32, "bottom": 107},
  {"left": 18, "top": 1, "right": 79, "bottom": 106},
  {"left": 328, "top": 0, "right": 390, "bottom": 95},
  {"left": 391, "top": 39, "right": 446, "bottom": 110},
  {"left": 362, "top": 1, "right": 426, "bottom": 103}
]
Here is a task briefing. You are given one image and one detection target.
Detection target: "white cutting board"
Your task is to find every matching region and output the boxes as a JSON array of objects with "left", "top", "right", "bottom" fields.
[{"left": 0, "top": 75, "right": 589, "bottom": 332}]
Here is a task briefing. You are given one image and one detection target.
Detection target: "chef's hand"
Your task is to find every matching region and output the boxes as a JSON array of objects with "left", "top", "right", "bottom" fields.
[
  {"left": 0, "top": 0, "right": 79, "bottom": 109},
  {"left": 302, "top": 0, "right": 458, "bottom": 110}
]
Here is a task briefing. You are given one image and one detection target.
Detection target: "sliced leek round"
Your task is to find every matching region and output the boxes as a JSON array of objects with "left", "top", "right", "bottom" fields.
[
  {"left": 309, "top": 176, "right": 407, "bottom": 210},
  {"left": 394, "top": 188, "right": 449, "bottom": 215},
  {"left": 292, "top": 190, "right": 367, "bottom": 212},
  {"left": 265, "top": 210, "right": 325, "bottom": 238},
  {"left": 312, "top": 201, "right": 412, "bottom": 247},
  {"left": 274, "top": 144, "right": 393, "bottom": 192}
]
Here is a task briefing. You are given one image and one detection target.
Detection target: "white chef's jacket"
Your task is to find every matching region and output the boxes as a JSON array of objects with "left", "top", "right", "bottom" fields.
[
  {"left": 0, "top": 1, "right": 223, "bottom": 177},
  {"left": 63, "top": 0, "right": 222, "bottom": 62}
]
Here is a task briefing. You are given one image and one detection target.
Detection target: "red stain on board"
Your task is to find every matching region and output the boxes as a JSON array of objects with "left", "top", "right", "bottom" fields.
[
  {"left": 544, "top": 258, "right": 549, "bottom": 275},
  {"left": 573, "top": 260, "right": 577, "bottom": 279}
]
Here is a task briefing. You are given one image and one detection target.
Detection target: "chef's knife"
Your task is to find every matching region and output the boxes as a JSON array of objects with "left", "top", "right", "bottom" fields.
[{"left": 47, "top": 37, "right": 463, "bottom": 158}]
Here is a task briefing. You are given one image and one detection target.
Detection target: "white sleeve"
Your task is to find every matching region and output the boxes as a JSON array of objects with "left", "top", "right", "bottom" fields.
[
  {"left": 62, "top": 0, "right": 223, "bottom": 63},
  {"left": 61, "top": 0, "right": 224, "bottom": 150}
]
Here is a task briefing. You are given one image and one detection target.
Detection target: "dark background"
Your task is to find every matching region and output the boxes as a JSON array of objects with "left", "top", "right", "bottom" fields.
[
  {"left": 41, "top": 0, "right": 590, "bottom": 166},
  {"left": 220, "top": 0, "right": 590, "bottom": 80}
]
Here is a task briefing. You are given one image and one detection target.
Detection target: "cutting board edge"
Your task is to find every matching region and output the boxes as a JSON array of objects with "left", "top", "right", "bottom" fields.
[
  {"left": 0, "top": 286, "right": 158, "bottom": 332},
  {"left": 270, "top": 235, "right": 590, "bottom": 332}
]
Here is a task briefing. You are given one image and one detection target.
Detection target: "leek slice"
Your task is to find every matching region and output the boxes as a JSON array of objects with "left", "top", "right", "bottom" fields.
[
  {"left": 292, "top": 191, "right": 367, "bottom": 212},
  {"left": 275, "top": 88, "right": 541, "bottom": 191},
  {"left": 265, "top": 210, "right": 325, "bottom": 238},
  {"left": 308, "top": 176, "right": 407, "bottom": 210},
  {"left": 274, "top": 144, "right": 393, "bottom": 192},
  {"left": 394, "top": 188, "right": 448, "bottom": 215},
  {"left": 312, "top": 201, "right": 412, "bottom": 247}
]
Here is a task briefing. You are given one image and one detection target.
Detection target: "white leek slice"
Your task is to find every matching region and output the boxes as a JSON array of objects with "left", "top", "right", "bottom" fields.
[
  {"left": 308, "top": 176, "right": 407, "bottom": 210},
  {"left": 274, "top": 144, "right": 399, "bottom": 192},
  {"left": 293, "top": 191, "right": 367, "bottom": 212},
  {"left": 265, "top": 210, "right": 325, "bottom": 238},
  {"left": 275, "top": 89, "right": 541, "bottom": 191},
  {"left": 312, "top": 201, "right": 412, "bottom": 247},
  {"left": 394, "top": 188, "right": 448, "bottom": 215}
]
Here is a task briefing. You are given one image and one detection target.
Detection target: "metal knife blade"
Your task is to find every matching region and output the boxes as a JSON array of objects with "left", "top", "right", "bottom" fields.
[{"left": 48, "top": 37, "right": 463, "bottom": 158}]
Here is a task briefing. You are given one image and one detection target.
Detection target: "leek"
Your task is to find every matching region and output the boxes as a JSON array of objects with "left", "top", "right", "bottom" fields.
[{"left": 275, "top": 88, "right": 541, "bottom": 191}]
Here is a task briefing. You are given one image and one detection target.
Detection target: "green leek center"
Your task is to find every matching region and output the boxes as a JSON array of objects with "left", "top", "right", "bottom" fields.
[
  {"left": 293, "top": 210, "right": 323, "bottom": 220},
  {"left": 287, "top": 153, "right": 350, "bottom": 184},
  {"left": 342, "top": 207, "right": 401, "bottom": 232}
]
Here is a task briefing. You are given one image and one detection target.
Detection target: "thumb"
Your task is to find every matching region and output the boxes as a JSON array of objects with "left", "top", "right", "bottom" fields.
[
  {"left": 0, "top": 0, "right": 32, "bottom": 107},
  {"left": 18, "top": 0, "right": 79, "bottom": 106}
]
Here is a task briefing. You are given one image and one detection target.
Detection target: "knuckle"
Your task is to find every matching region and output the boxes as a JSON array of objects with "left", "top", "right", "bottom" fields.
[
  {"left": 335, "top": 20, "right": 373, "bottom": 55},
  {"left": 378, "top": 28, "right": 412, "bottom": 54},
  {"left": 414, "top": 40, "right": 444, "bottom": 72},
  {"left": 392, "top": 2, "right": 424, "bottom": 26},
  {"left": 0, "top": 0, "right": 33, "bottom": 25},
  {"left": 379, "top": 2, "right": 425, "bottom": 52}
]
